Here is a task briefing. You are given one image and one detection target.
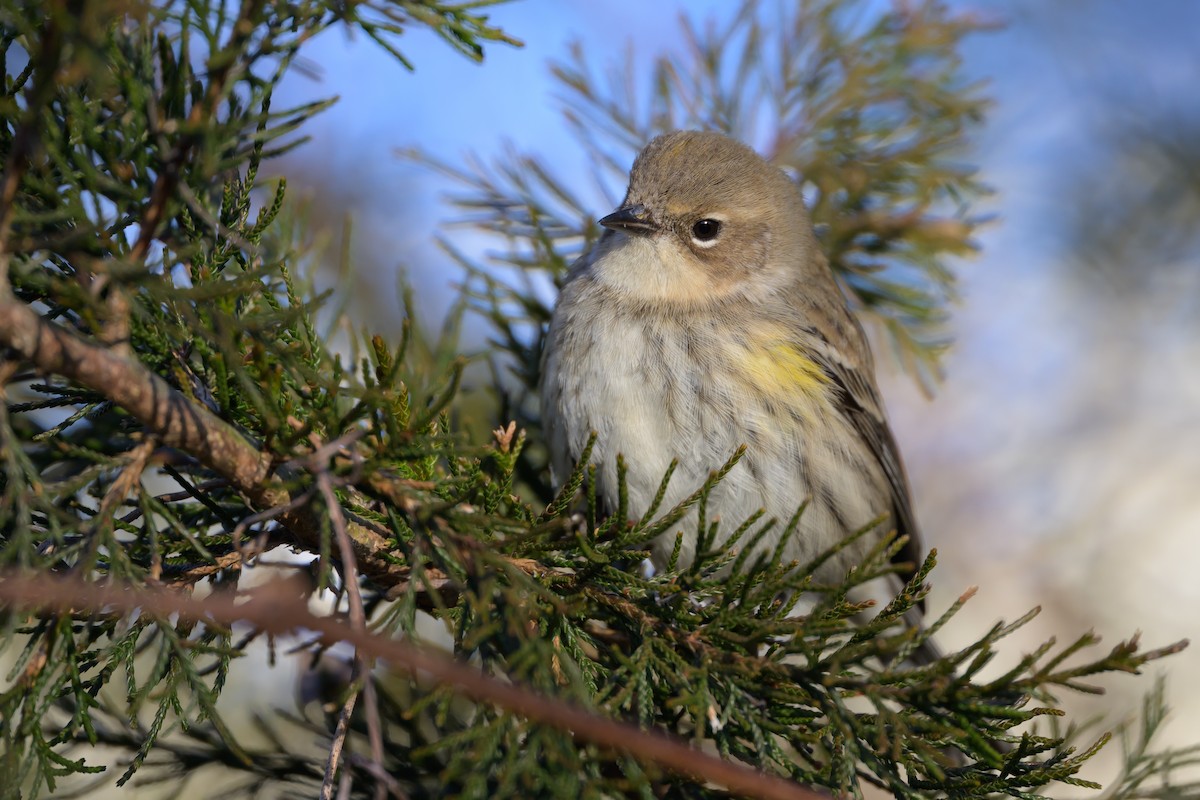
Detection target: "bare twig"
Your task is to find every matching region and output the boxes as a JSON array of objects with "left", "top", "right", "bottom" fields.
[
  {"left": 161, "top": 549, "right": 249, "bottom": 586},
  {"left": 96, "top": 438, "right": 158, "bottom": 521},
  {"left": 321, "top": 668, "right": 359, "bottom": 800},
  {"left": 359, "top": 677, "right": 387, "bottom": 800},
  {"left": 0, "top": 573, "right": 827, "bottom": 800},
  {"left": 315, "top": 442, "right": 386, "bottom": 800}
]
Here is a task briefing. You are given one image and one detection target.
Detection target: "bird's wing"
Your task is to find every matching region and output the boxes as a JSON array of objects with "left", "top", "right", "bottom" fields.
[{"left": 806, "top": 329, "right": 924, "bottom": 584}]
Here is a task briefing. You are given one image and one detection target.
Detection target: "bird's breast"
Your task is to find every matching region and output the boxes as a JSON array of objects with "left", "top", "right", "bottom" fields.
[
  {"left": 549, "top": 294, "right": 837, "bottom": 511},
  {"left": 544, "top": 286, "right": 886, "bottom": 574}
]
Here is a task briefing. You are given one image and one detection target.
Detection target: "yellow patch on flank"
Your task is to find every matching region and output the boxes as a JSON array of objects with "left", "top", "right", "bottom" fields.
[{"left": 741, "top": 341, "right": 831, "bottom": 415}]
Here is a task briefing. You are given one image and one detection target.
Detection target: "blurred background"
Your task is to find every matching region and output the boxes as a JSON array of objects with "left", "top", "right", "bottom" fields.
[{"left": 240, "top": 0, "right": 1198, "bottom": 787}]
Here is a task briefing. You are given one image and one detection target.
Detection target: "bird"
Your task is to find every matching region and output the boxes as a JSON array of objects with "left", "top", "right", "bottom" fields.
[{"left": 539, "top": 130, "right": 922, "bottom": 593}]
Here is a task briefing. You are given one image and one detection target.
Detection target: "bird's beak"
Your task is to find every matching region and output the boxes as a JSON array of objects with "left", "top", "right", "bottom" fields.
[{"left": 599, "top": 204, "right": 658, "bottom": 234}]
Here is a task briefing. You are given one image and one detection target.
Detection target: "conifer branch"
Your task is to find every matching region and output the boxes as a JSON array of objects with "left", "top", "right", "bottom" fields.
[
  {"left": 2, "top": 2, "right": 1193, "bottom": 796},
  {"left": 0, "top": 294, "right": 417, "bottom": 588},
  {"left": 129, "top": 0, "right": 266, "bottom": 264},
  {"left": 0, "top": 572, "right": 827, "bottom": 800}
]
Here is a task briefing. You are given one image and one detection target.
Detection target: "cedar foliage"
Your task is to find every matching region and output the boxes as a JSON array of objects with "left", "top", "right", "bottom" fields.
[{"left": 0, "top": 1, "right": 1194, "bottom": 798}]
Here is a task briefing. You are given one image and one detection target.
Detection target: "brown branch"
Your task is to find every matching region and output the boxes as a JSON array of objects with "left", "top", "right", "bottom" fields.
[
  {"left": 321, "top": 669, "right": 359, "bottom": 800},
  {"left": 0, "top": 293, "right": 414, "bottom": 588},
  {"left": 96, "top": 438, "right": 158, "bottom": 521},
  {"left": 0, "top": 0, "right": 415, "bottom": 606},
  {"left": 0, "top": 573, "right": 827, "bottom": 800},
  {"left": 161, "top": 549, "right": 248, "bottom": 586},
  {"left": 316, "top": 449, "right": 386, "bottom": 800},
  {"left": 0, "top": 297, "right": 272, "bottom": 488}
]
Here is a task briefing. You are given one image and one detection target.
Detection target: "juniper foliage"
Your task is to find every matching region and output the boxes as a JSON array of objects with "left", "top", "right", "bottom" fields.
[{"left": 0, "top": 1, "right": 1191, "bottom": 799}]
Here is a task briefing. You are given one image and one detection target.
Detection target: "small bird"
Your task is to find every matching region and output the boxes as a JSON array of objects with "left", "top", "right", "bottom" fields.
[{"left": 540, "top": 130, "right": 922, "bottom": 588}]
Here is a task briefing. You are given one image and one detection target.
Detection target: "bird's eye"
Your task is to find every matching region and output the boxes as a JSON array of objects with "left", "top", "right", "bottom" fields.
[{"left": 691, "top": 218, "right": 722, "bottom": 243}]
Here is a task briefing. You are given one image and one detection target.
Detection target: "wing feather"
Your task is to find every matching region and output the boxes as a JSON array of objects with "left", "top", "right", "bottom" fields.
[{"left": 807, "top": 330, "right": 924, "bottom": 585}]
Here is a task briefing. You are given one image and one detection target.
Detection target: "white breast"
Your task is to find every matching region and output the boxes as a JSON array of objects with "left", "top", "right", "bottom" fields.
[{"left": 541, "top": 278, "right": 885, "bottom": 579}]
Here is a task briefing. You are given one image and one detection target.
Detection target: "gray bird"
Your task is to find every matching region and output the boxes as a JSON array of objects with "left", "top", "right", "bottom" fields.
[{"left": 540, "top": 130, "right": 922, "bottom": 590}]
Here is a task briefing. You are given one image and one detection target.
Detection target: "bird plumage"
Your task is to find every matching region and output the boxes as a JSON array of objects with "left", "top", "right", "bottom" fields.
[{"left": 540, "top": 130, "right": 921, "bottom": 585}]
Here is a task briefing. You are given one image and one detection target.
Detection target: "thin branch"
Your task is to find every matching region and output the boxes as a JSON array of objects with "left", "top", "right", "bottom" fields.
[
  {"left": 321, "top": 669, "right": 359, "bottom": 800},
  {"left": 96, "top": 438, "right": 158, "bottom": 521},
  {"left": 0, "top": 295, "right": 410, "bottom": 587},
  {"left": 315, "top": 442, "right": 385, "bottom": 800},
  {"left": 0, "top": 296, "right": 272, "bottom": 488},
  {"left": 161, "top": 549, "right": 248, "bottom": 586},
  {"left": 0, "top": 573, "right": 827, "bottom": 800}
]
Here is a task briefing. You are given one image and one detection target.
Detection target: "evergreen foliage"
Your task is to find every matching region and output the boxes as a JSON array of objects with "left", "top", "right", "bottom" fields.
[{"left": 0, "top": 1, "right": 1191, "bottom": 798}]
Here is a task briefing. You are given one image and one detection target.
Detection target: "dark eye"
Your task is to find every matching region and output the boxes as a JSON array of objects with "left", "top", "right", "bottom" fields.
[{"left": 691, "top": 218, "right": 722, "bottom": 242}]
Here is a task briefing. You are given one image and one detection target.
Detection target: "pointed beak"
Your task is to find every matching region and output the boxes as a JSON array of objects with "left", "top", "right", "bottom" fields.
[{"left": 599, "top": 204, "right": 658, "bottom": 234}]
